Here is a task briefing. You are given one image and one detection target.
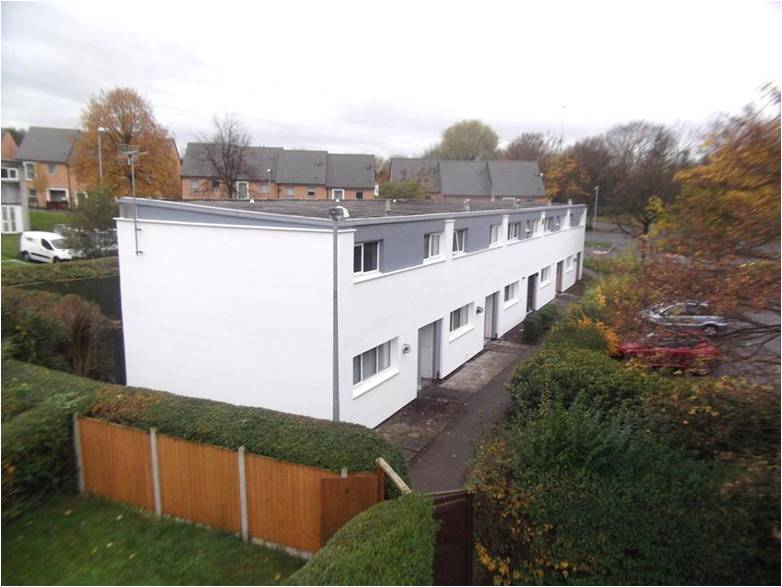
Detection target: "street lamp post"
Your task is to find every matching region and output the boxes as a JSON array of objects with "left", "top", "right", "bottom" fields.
[
  {"left": 266, "top": 168, "right": 272, "bottom": 198},
  {"left": 593, "top": 185, "right": 600, "bottom": 231},
  {"left": 97, "top": 127, "right": 107, "bottom": 183}
]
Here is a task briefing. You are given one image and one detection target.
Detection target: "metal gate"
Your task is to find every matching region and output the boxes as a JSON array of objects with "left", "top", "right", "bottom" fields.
[{"left": 431, "top": 489, "right": 473, "bottom": 585}]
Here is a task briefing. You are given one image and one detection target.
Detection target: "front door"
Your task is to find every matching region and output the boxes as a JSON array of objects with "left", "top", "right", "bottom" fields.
[
  {"left": 484, "top": 293, "right": 497, "bottom": 340},
  {"left": 576, "top": 252, "right": 582, "bottom": 280},
  {"left": 527, "top": 273, "right": 538, "bottom": 313},
  {"left": 556, "top": 260, "right": 564, "bottom": 293},
  {"left": 418, "top": 321, "right": 438, "bottom": 389}
]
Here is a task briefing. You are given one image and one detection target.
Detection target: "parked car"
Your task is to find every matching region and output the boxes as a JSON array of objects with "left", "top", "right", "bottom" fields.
[
  {"left": 19, "top": 231, "right": 75, "bottom": 263},
  {"left": 617, "top": 332, "right": 720, "bottom": 375},
  {"left": 642, "top": 301, "right": 728, "bottom": 335}
]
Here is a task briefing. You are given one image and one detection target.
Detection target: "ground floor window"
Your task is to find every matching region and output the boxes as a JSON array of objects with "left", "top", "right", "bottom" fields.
[
  {"left": 48, "top": 189, "right": 68, "bottom": 202},
  {"left": 235, "top": 181, "right": 249, "bottom": 200},
  {"left": 504, "top": 281, "right": 519, "bottom": 302},
  {"left": 2, "top": 205, "right": 20, "bottom": 233},
  {"left": 449, "top": 304, "right": 471, "bottom": 332},
  {"left": 307, "top": 189, "right": 316, "bottom": 198},
  {"left": 541, "top": 265, "right": 551, "bottom": 283},
  {"left": 356, "top": 191, "right": 364, "bottom": 200},
  {"left": 353, "top": 340, "right": 391, "bottom": 384}
]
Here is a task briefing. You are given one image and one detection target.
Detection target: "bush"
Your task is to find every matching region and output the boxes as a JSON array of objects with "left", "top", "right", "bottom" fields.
[
  {"left": 1, "top": 360, "right": 408, "bottom": 519},
  {"left": 469, "top": 403, "right": 754, "bottom": 585},
  {"left": 508, "top": 346, "right": 664, "bottom": 417},
  {"left": 547, "top": 316, "right": 619, "bottom": 354},
  {"left": 286, "top": 494, "right": 438, "bottom": 586},
  {"left": 2, "top": 288, "right": 115, "bottom": 381},
  {"left": 521, "top": 303, "right": 560, "bottom": 343},
  {"left": 1, "top": 256, "right": 119, "bottom": 287}
]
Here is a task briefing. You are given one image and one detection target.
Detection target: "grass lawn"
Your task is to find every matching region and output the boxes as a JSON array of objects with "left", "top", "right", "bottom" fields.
[
  {"left": 2, "top": 233, "right": 20, "bottom": 260},
  {"left": 1, "top": 494, "right": 304, "bottom": 585}
]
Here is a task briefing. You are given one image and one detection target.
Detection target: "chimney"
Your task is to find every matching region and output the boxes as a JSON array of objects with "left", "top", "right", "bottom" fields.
[{"left": 463, "top": 198, "right": 471, "bottom": 212}]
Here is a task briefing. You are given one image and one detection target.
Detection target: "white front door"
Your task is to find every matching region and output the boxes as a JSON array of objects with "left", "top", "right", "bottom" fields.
[
  {"left": 484, "top": 293, "right": 496, "bottom": 339},
  {"left": 418, "top": 322, "right": 435, "bottom": 382}
]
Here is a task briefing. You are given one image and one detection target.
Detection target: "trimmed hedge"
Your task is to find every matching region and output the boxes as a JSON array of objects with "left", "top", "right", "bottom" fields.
[
  {"left": 1, "top": 256, "right": 118, "bottom": 287},
  {"left": 286, "top": 494, "right": 438, "bottom": 586},
  {"left": 521, "top": 303, "right": 560, "bottom": 343},
  {"left": 508, "top": 345, "right": 665, "bottom": 417},
  {"left": 1, "top": 360, "right": 408, "bottom": 518}
]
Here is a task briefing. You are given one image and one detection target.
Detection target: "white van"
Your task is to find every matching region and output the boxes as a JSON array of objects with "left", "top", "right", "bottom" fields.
[{"left": 19, "top": 231, "right": 75, "bottom": 263}]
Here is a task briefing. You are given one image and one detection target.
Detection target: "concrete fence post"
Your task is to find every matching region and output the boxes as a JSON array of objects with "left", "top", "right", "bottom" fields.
[
  {"left": 238, "top": 446, "right": 249, "bottom": 543},
  {"left": 149, "top": 428, "right": 162, "bottom": 517},
  {"left": 72, "top": 414, "right": 85, "bottom": 494}
]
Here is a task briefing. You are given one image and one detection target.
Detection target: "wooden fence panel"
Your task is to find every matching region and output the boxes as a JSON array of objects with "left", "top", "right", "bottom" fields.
[
  {"left": 156, "top": 434, "right": 241, "bottom": 533},
  {"left": 79, "top": 417, "right": 154, "bottom": 510},
  {"left": 320, "top": 472, "right": 384, "bottom": 546},
  {"left": 245, "top": 453, "right": 336, "bottom": 553}
]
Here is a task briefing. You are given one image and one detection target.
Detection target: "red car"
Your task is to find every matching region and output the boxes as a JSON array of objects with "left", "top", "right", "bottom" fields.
[{"left": 617, "top": 332, "right": 720, "bottom": 375}]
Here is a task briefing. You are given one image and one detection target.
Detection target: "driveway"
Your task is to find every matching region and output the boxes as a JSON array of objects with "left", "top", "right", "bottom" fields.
[{"left": 376, "top": 289, "right": 582, "bottom": 492}]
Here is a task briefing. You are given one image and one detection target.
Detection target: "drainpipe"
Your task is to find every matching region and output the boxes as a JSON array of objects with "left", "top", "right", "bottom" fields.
[{"left": 328, "top": 206, "right": 344, "bottom": 422}]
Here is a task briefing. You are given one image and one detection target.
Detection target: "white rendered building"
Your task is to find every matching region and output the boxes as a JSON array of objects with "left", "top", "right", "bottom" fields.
[{"left": 117, "top": 198, "right": 585, "bottom": 428}]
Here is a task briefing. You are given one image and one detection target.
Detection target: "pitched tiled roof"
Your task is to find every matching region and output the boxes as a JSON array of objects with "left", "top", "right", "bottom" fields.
[
  {"left": 15, "top": 127, "right": 80, "bottom": 164},
  {"left": 326, "top": 153, "right": 374, "bottom": 188},
  {"left": 389, "top": 157, "right": 441, "bottom": 192},
  {"left": 487, "top": 161, "right": 544, "bottom": 197},
  {"left": 439, "top": 160, "right": 492, "bottom": 196},
  {"left": 275, "top": 150, "right": 328, "bottom": 184},
  {"left": 181, "top": 143, "right": 282, "bottom": 180}
]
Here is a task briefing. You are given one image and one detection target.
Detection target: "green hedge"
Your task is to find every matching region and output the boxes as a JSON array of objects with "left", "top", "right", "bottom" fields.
[
  {"left": 508, "top": 345, "right": 665, "bottom": 417},
  {"left": 546, "top": 319, "right": 614, "bottom": 353},
  {"left": 1, "top": 360, "right": 408, "bottom": 519},
  {"left": 286, "top": 494, "right": 438, "bottom": 586},
  {"left": 1, "top": 256, "right": 118, "bottom": 287},
  {"left": 521, "top": 303, "right": 560, "bottom": 343}
]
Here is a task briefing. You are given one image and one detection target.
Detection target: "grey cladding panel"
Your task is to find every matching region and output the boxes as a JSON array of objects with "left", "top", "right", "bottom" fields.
[
  {"left": 454, "top": 214, "right": 502, "bottom": 252},
  {"left": 355, "top": 219, "right": 445, "bottom": 272}
]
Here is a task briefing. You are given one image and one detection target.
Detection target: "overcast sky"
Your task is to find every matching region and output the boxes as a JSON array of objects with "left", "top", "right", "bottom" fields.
[{"left": 1, "top": 1, "right": 779, "bottom": 156}]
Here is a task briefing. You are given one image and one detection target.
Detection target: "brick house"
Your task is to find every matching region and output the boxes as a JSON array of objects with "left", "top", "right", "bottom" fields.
[
  {"left": 390, "top": 158, "right": 547, "bottom": 203},
  {"left": 14, "top": 127, "right": 85, "bottom": 209},
  {"left": 181, "top": 143, "right": 375, "bottom": 201}
]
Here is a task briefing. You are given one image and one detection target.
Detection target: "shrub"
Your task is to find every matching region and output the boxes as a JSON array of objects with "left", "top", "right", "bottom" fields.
[
  {"left": 469, "top": 403, "right": 754, "bottom": 585},
  {"left": 546, "top": 315, "right": 619, "bottom": 354},
  {"left": 286, "top": 494, "right": 438, "bottom": 586},
  {"left": 1, "top": 288, "right": 115, "bottom": 381},
  {"left": 1, "top": 360, "right": 408, "bottom": 518},
  {"left": 508, "top": 346, "right": 664, "bottom": 417},
  {"left": 1, "top": 256, "right": 119, "bottom": 287},
  {"left": 521, "top": 303, "right": 560, "bottom": 343}
]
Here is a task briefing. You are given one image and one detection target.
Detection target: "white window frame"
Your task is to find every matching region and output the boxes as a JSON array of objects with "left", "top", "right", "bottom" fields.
[
  {"left": 190, "top": 178, "right": 199, "bottom": 193},
  {"left": 286, "top": 187, "right": 295, "bottom": 199},
  {"left": 540, "top": 265, "right": 551, "bottom": 284},
  {"left": 449, "top": 304, "right": 471, "bottom": 333},
  {"left": 490, "top": 224, "right": 500, "bottom": 244},
  {"left": 23, "top": 162, "right": 36, "bottom": 180},
  {"left": 47, "top": 163, "right": 56, "bottom": 174},
  {"left": 260, "top": 183, "right": 269, "bottom": 194},
  {"left": 352, "top": 340, "right": 392, "bottom": 386},
  {"left": 424, "top": 232, "right": 441, "bottom": 260},
  {"left": 46, "top": 188, "right": 69, "bottom": 203},
  {"left": 504, "top": 281, "right": 519, "bottom": 303},
  {"left": 331, "top": 188, "right": 345, "bottom": 200},
  {"left": 354, "top": 241, "right": 380, "bottom": 275},
  {"left": 507, "top": 222, "right": 521, "bottom": 241},
  {"left": 235, "top": 181, "right": 250, "bottom": 200},
  {"left": 1, "top": 167, "right": 19, "bottom": 181},
  {"left": 452, "top": 228, "right": 467, "bottom": 254},
  {"left": 566, "top": 255, "right": 574, "bottom": 272}
]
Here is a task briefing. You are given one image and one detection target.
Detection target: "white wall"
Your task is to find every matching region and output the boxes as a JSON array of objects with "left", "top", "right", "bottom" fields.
[
  {"left": 339, "top": 217, "right": 585, "bottom": 428},
  {"left": 117, "top": 218, "right": 336, "bottom": 420}
]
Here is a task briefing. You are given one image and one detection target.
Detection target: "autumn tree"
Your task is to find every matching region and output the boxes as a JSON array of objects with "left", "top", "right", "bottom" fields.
[
  {"left": 71, "top": 88, "right": 180, "bottom": 197},
  {"left": 198, "top": 113, "right": 253, "bottom": 199},
  {"left": 501, "top": 132, "right": 559, "bottom": 171},
  {"left": 378, "top": 179, "right": 428, "bottom": 199},
  {"left": 543, "top": 152, "right": 590, "bottom": 203},
  {"left": 425, "top": 120, "right": 499, "bottom": 160}
]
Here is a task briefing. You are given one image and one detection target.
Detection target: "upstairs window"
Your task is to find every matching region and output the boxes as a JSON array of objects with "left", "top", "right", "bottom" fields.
[
  {"left": 449, "top": 304, "right": 471, "bottom": 332},
  {"left": 424, "top": 232, "right": 440, "bottom": 260},
  {"left": 452, "top": 228, "right": 467, "bottom": 253},
  {"left": 1, "top": 167, "right": 18, "bottom": 181},
  {"left": 354, "top": 241, "right": 380, "bottom": 274},
  {"left": 507, "top": 222, "right": 521, "bottom": 241},
  {"left": 24, "top": 162, "right": 36, "bottom": 180},
  {"left": 47, "top": 163, "right": 56, "bottom": 174},
  {"left": 490, "top": 224, "right": 500, "bottom": 244},
  {"left": 526, "top": 218, "right": 539, "bottom": 236},
  {"left": 353, "top": 340, "right": 392, "bottom": 385}
]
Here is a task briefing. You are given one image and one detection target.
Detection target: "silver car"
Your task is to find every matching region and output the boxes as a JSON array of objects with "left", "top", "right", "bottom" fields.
[{"left": 643, "top": 301, "right": 728, "bottom": 335}]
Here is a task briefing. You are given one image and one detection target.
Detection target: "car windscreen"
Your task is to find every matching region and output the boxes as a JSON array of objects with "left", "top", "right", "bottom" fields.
[{"left": 49, "top": 237, "right": 65, "bottom": 249}]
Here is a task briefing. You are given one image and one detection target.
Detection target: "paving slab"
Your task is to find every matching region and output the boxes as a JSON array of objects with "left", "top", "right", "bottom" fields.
[{"left": 439, "top": 350, "right": 518, "bottom": 392}]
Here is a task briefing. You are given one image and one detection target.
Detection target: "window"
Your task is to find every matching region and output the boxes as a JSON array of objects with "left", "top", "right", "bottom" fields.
[
  {"left": 526, "top": 218, "right": 539, "bottom": 236},
  {"left": 42, "top": 239, "right": 54, "bottom": 251},
  {"left": 48, "top": 189, "right": 68, "bottom": 202},
  {"left": 352, "top": 340, "right": 392, "bottom": 385},
  {"left": 452, "top": 228, "right": 467, "bottom": 253},
  {"left": 307, "top": 189, "right": 316, "bottom": 198},
  {"left": 566, "top": 255, "right": 574, "bottom": 270},
  {"left": 48, "top": 163, "right": 56, "bottom": 174},
  {"left": 332, "top": 188, "right": 345, "bottom": 200},
  {"left": 24, "top": 162, "right": 36, "bottom": 180},
  {"left": 353, "top": 241, "right": 380, "bottom": 274},
  {"left": 449, "top": 304, "right": 471, "bottom": 332},
  {"left": 261, "top": 183, "right": 269, "bottom": 194},
  {"left": 541, "top": 266, "right": 551, "bottom": 283},
  {"left": 504, "top": 281, "right": 518, "bottom": 302},
  {"left": 544, "top": 217, "right": 554, "bottom": 232},
  {"left": 235, "top": 181, "right": 249, "bottom": 200},
  {"left": 190, "top": 179, "right": 199, "bottom": 193},
  {"left": 1, "top": 167, "right": 18, "bottom": 181},
  {"left": 211, "top": 179, "right": 220, "bottom": 190},
  {"left": 286, "top": 187, "right": 295, "bottom": 199},
  {"left": 356, "top": 191, "right": 364, "bottom": 200},
  {"left": 507, "top": 222, "right": 521, "bottom": 241},
  {"left": 424, "top": 232, "right": 440, "bottom": 259},
  {"left": 569, "top": 212, "right": 575, "bottom": 227},
  {"left": 490, "top": 224, "right": 500, "bottom": 244}
]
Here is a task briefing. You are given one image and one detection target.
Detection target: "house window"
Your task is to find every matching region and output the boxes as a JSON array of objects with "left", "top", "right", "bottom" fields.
[
  {"left": 331, "top": 188, "right": 345, "bottom": 200},
  {"left": 261, "top": 183, "right": 269, "bottom": 194},
  {"left": 211, "top": 179, "right": 220, "bottom": 190},
  {"left": 235, "top": 181, "right": 249, "bottom": 200},
  {"left": 354, "top": 241, "right": 380, "bottom": 274},
  {"left": 352, "top": 340, "right": 392, "bottom": 385},
  {"left": 286, "top": 187, "right": 295, "bottom": 199},
  {"left": 507, "top": 222, "right": 521, "bottom": 241},
  {"left": 449, "top": 304, "right": 471, "bottom": 332},
  {"left": 307, "top": 189, "right": 316, "bottom": 198},
  {"left": 47, "top": 163, "right": 56, "bottom": 174},
  {"left": 544, "top": 217, "right": 554, "bottom": 232},
  {"left": 356, "top": 191, "right": 364, "bottom": 200},
  {"left": 566, "top": 255, "right": 574, "bottom": 271},
  {"left": 569, "top": 212, "right": 574, "bottom": 227},
  {"left": 1, "top": 167, "right": 18, "bottom": 181},
  {"left": 190, "top": 179, "right": 199, "bottom": 193},
  {"left": 490, "top": 224, "right": 500, "bottom": 244},
  {"left": 24, "top": 162, "right": 36, "bottom": 180},
  {"left": 526, "top": 218, "right": 539, "bottom": 236},
  {"left": 452, "top": 228, "right": 467, "bottom": 253},
  {"left": 541, "top": 266, "right": 551, "bottom": 283},
  {"left": 48, "top": 189, "right": 68, "bottom": 202},
  {"left": 424, "top": 232, "right": 440, "bottom": 260},
  {"left": 28, "top": 189, "right": 38, "bottom": 208},
  {"left": 504, "top": 281, "right": 518, "bottom": 302}
]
